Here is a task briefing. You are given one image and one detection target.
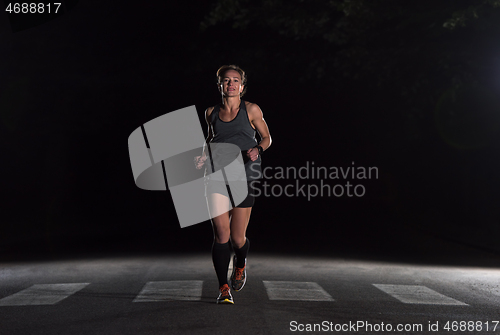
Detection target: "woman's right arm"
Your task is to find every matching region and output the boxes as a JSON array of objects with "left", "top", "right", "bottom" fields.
[
  {"left": 204, "top": 107, "right": 214, "bottom": 145},
  {"left": 195, "top": 107, "right": 214, "bottom": 169}
]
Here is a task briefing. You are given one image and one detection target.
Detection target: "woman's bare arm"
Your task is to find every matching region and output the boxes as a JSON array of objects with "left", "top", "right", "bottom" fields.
[
  {"left": 246, "top": 102, "right": 272, "bottom": 161},
  {"left": 195, "top": 107, "right": 214, "bottom": 169}
]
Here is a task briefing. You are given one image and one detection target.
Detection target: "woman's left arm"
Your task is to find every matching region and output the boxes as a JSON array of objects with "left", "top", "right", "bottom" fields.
[{"left": 246, "top": 103, "right": 272, "bottom": 161}]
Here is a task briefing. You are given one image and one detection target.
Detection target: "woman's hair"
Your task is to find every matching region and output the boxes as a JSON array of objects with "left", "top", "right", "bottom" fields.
[{"left": 216, "top": 64, "right": 247, "bottom": 97}]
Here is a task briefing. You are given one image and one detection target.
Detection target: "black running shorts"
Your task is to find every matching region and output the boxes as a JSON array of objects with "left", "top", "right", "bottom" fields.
[{"left": 205, "top": 180, "right": 257, "bottom": 208}]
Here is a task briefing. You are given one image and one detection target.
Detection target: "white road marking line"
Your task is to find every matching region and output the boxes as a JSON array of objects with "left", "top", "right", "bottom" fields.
[
  {"left": 0, "top": 283, "right": 89, "bottom": 306},
  {"left": 133, "top": 281, "right": 203, "bottom": 302},
  {"left": 263, "top": 281, "right": 334, "bottom": 301},
  {"left": 227, "top": 256, "right": 234, "bottom": 279},
  {"left": 373, "top": 284, "right": 468, "bottom": 305}
]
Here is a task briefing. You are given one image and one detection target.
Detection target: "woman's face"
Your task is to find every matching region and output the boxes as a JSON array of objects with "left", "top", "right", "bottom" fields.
[{"left": 220, "top": 70, "right": 244, "bottom": 97}]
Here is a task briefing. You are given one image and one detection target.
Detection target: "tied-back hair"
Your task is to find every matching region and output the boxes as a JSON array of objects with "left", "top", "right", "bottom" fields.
[{"left": 216, "top": 64, "right": 247, "bottom": 97}]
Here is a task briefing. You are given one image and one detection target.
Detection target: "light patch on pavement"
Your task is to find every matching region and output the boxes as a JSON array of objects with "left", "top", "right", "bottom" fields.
[
  {"left": 466, "top": 278, "right": 500, "bottom": 297},
  {"left": 0, "top": 283, "right": 89, "bottom": 306},
  {"left": 133, "top": 281, "right": 203, "bottom": 302},
  {"left": 473, "top": 285, "right": 500, "bottom": 296},
  {"left": 373, "top": 284, "right": 468, "bottom": 305},
  {"left": 263, "top": 281, "right": 334, "bottom": 301},
  {"left": 227, "top": 257, "right": 234, "bottom": 279}
]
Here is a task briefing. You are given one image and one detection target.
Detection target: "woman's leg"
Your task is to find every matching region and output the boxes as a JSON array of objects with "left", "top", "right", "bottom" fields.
[
  {"left": 230, "top": 207, "right": 252, "bottom": 267},
  {"left": 230, "top": 181, "right": 256, "bottom": 252},
  {"left": 230, "top": 207, "right": 252, "bottom": 248},
  {"left": 209, "top": 193, "right": 231, "bottom": 244},
  {"left": 229, "top": 207, "right": 252, "bottom": 291},
  {"left": 208, "top": 193, "right": 232, "bottom": 289}
]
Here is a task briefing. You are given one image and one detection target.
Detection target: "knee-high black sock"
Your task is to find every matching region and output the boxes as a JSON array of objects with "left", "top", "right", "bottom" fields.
[
  {"left": 233, "top": 238, "right": 250, "bottom": 268},
  {"left": 212, "top": 241, "right": 231, "bottom": 287}
]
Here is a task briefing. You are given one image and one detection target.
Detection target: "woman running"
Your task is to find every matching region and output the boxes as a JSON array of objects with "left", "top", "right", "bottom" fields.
[{"left": 195, "top": 65, "right": 272, "bottom": 304}]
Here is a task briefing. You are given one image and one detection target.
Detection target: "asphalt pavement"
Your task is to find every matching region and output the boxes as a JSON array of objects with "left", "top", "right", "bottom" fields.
[{"left": 1, "top": 240, "right": 500, "bottom": 335}]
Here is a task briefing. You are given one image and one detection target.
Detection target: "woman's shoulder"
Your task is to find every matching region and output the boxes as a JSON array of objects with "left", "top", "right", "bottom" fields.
[
  {"left": 244, "top": 101, "right": 262, "bottom": 116},
  {"left": 205, "top": 104, "right": 218, "bottom": 117}
]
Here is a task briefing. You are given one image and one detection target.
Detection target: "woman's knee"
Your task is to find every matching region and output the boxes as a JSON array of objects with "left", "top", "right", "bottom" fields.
[
  {"left": 212, "top": 212, "right": 230, "bottom": 238},
  {"left": 214, "top": 229, "right": 230, "bottom": 243},
  {"left": 213, "top": 222, "right": 230, "bottom": 243},
  {"left": 230, "top": 234, "right": 246, "bottom": 248}
]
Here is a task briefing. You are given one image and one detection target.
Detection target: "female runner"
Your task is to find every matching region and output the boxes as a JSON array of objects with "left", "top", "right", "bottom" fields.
[{"left": 195, "top": 65, "right": 272, "bottom": 304}]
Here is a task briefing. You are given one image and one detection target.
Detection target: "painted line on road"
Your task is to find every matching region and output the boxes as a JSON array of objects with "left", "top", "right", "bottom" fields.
[
  {"left": 373, "top": 284, "right": 468, "bottom": 305},
  {"left": 0, "top": 283, "right": 90, "bottom": 306},
  {"left": 263, "top": 281, "right": 334, "bottom": 301},
  {"left": 133, "top": 281, "right": 203, "bottom": 302},
  {"left": 227, "top": 256, "right": 234, "bottom": 279}
]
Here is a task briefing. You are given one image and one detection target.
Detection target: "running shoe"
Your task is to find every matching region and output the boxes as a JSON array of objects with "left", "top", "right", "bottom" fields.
[
  {"left": 216, "top": 284, "right": 234, "bottom": 304},
  {"left": 230, "top": 255, "right": 246, "bottom": 291}
]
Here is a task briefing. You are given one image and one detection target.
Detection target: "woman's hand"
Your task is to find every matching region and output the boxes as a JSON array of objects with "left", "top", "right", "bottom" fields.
[
  {"left": 194, "top": 155, "right": 207, "bottom": 169},
  {"left": 246, "top": 147, "right": 259, "bottom": 162}
]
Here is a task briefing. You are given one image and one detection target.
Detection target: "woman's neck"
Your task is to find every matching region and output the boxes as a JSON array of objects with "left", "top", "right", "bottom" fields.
[{"left": 221, "top": 96, "right": 241, "bottom": 110}]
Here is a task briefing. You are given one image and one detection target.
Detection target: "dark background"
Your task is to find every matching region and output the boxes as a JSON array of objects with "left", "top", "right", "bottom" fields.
[{"left": 1, "top": 0, "right": 500, "bottom": 261}]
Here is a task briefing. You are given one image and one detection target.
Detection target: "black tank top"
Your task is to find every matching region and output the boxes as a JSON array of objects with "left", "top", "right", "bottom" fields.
[{"left": 210, "top": 100, "right": 262, "bottom": 180}]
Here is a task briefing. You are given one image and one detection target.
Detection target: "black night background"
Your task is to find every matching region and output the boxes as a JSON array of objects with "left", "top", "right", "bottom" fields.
[{"left": 1, "top": 0, "right": 500, "bottom": 264}]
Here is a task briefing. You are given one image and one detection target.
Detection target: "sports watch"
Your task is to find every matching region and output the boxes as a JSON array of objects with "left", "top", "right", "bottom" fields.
[{"left": 255, "top": 145, "right": 263, "bottom": 156}]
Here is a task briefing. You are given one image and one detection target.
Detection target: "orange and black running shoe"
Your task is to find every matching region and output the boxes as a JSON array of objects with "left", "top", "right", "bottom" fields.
[
  {"left": 216, "top": 284, "right": 234, "bottom": 304},
  {"left": 230, "top": 255, "right": 247, "bottom": 291}
]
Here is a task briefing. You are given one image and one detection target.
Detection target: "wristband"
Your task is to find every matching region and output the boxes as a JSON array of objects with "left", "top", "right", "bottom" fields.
[{"left": 255, "top": 145, "right": 263, "bottom": 156}]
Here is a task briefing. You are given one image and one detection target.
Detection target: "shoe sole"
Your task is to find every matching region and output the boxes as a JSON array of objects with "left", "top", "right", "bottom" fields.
[{"left": 217, "top": 298, "right": 234, "bottom": 304}]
